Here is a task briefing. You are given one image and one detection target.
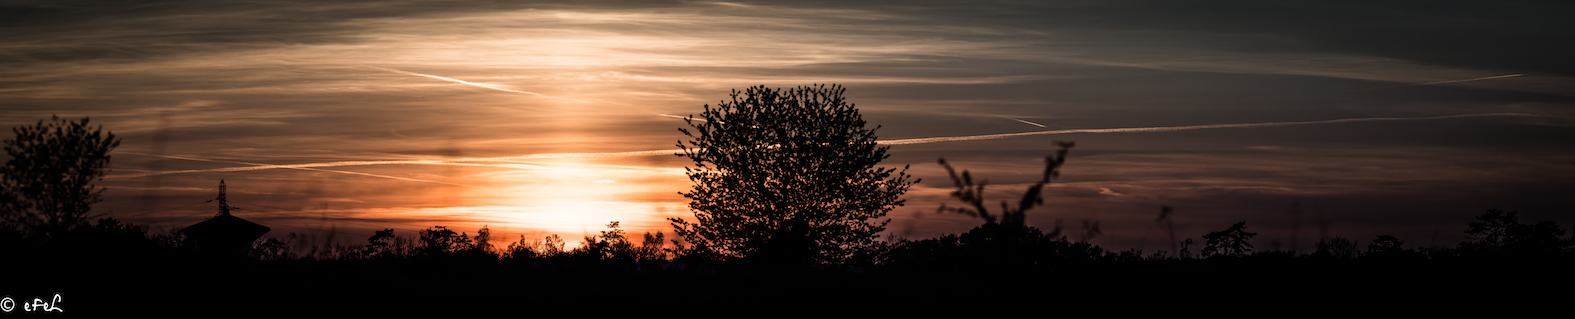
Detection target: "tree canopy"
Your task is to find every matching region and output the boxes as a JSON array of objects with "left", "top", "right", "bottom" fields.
[
  {"left": 1, "top": 115, "right": 121, "bottom": 237},
  {"left": 1461, "top": 209, "right": 1570, "bottom": 258},
  {"left": 670, "top": 84, "right": 916, "bottom": 265}
]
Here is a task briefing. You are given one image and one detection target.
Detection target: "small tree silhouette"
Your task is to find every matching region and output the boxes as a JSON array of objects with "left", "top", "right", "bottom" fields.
[
  {"left": 469, "top": 225, "right": 497, "bottom": 258},
  {"left": 418, "top": 226, "right": 472, "bottom": 256},
  {"left": 635, "top": 231, "right": 668, "bottom": 262},
  {"left": 1466, "top": 209, "right": 1517, "bottom": 247},
  {"left": 1201, "top": 221, "right": 1255, "bottom": 258},
  {"left": 670, "top": 84, "right": 916, "bottom": 265},
  {"left": 542, "top": 234, "right": 565, "bottom": 256},
  {"left": 1367, "top": 235, "right": 1404, "bottom": 256},
  {"left": 1314, "top": 236, "right": 1358, "bottom": 258},
  {"left": 364, "top": 228, "right": 396, "bottom": 258},
  {"left": 1, "top": 115, "right": 121, "bottom": 237},
  {"left": 504, "top": 235, "right": 539, "bottom": 259},
  {"left": 574, "top": 222, "right": 670, "bottom": 262},
  {"left": 504, "top": 233, "right": 566, "bottom": 260},
  {"left": 252, "top": 237, "right": 293, "bottom": 260},
  {"left": 576, "top": 221, "right": 632, "bottom": 261}
]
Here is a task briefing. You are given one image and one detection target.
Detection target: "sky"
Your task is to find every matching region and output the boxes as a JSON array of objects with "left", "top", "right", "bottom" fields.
[{"left": 3, "top": 0, "right": 1574, "bottom": 253}]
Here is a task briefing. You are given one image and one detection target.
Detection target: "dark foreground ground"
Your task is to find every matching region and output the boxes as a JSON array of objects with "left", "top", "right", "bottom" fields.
[{"left": 8, "top": 254, "right": 1571, "bottom": 316}]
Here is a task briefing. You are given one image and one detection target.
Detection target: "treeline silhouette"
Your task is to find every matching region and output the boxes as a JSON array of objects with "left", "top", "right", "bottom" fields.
[
  {"left": 16, "top": 207, "right": 1553, "bottom": 267},
  {"left": 18, "top": 208, "right": 1565, "bottom": 265},
  {"left": 6, "top": 208, "right": 1574, "bottom": 313}
]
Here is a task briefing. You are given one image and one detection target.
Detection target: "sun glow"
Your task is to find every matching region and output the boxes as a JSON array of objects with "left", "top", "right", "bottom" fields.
[{"left": 475, "top": 160, "right": 690, "bottom": 238}]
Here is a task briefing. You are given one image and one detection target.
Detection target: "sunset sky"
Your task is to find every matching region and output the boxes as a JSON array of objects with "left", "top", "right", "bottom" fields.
[{"left": 4, "top": 0, "right": 1573, "bottom": 252}]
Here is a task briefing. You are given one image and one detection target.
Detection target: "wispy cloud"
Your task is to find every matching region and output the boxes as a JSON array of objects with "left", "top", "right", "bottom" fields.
[
  {"left": 1355, "top": 74, "right": 1525, "bottom": 91},
  {"left": 878, "top": 113, "right": 1540, "bottom": 145},
  {"left": 112, "top": 114, "right": 1540, "bottom": 180}
]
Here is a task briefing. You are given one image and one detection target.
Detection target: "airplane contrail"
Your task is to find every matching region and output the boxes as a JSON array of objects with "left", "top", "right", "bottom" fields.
[
  {"left": 478, "top": 149, "right": 680, "bottom": 161},
  {"left": 1356, "top": 74, "right": 1524, "bottom": 91},
  {"left": 117, "top": 152, "right": 486, "bottom": 187},
  {"left": 876, "top": 113, "right": 1539, "bottom": 145},
  {"left": 372, "top": 67, "right": 592, "bottom": 103},
  {"left": 114, "top": 150, "right": 683, "bottom": 179},
  {"left": 113, "top": 113, "right": 1537, "bottom": 178},
  {"left": 658, "top": 113, "right": 708, "bottom": 122}
]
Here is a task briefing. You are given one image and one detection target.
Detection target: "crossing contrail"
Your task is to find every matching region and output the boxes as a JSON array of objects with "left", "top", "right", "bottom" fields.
[
  {"left": 1005, "top": 117, "right": 1046, "bottom": 128},
  {"left": 981, "top": 113, "right": 1046, "bottom": 127},
  {"left": 113, "top": 113, "right": 1537, "bottom": 179},
  {"left": 373, "top": 67, "right": 591, "bottom": 103},
  {"left": 1356, "top": 74, "right": 1524, "bottom": 91}
]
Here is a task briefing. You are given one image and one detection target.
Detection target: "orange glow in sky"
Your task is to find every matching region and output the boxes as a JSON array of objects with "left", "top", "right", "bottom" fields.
[{"left": 6, "top": 1, "right": 1573, "bottom": 252}]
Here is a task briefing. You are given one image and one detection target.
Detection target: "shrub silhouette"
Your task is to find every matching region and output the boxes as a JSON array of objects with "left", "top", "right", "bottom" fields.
[
  {"left": 936, "top": 141, "right": 1075, "bottom": 229},
  {"left": 886, "top": 144, "right": 1089, "bottom": 270}
]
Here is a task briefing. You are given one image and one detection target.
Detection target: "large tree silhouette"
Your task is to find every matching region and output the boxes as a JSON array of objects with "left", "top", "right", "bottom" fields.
[
  {"left": 670, "top": 84, "right": 916, "bottom": 265},
  {"left": 1, "top": 115, "right": 121, "bottom": 237}
]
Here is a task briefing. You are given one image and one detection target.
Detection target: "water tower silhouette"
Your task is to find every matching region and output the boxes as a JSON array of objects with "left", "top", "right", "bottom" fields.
[{"left": 181, "top": 180, "right": 270, "bottom": 258}]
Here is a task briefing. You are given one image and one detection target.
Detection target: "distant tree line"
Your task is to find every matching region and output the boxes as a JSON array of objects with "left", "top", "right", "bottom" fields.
[{"left": 7, "top": 207, "right": 1568, "bottom": 272}]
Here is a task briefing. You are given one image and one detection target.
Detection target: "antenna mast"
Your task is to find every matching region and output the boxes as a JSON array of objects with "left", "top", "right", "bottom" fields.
[{"left": 217, "top": 179, "right": 233, "bottom": 216}]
